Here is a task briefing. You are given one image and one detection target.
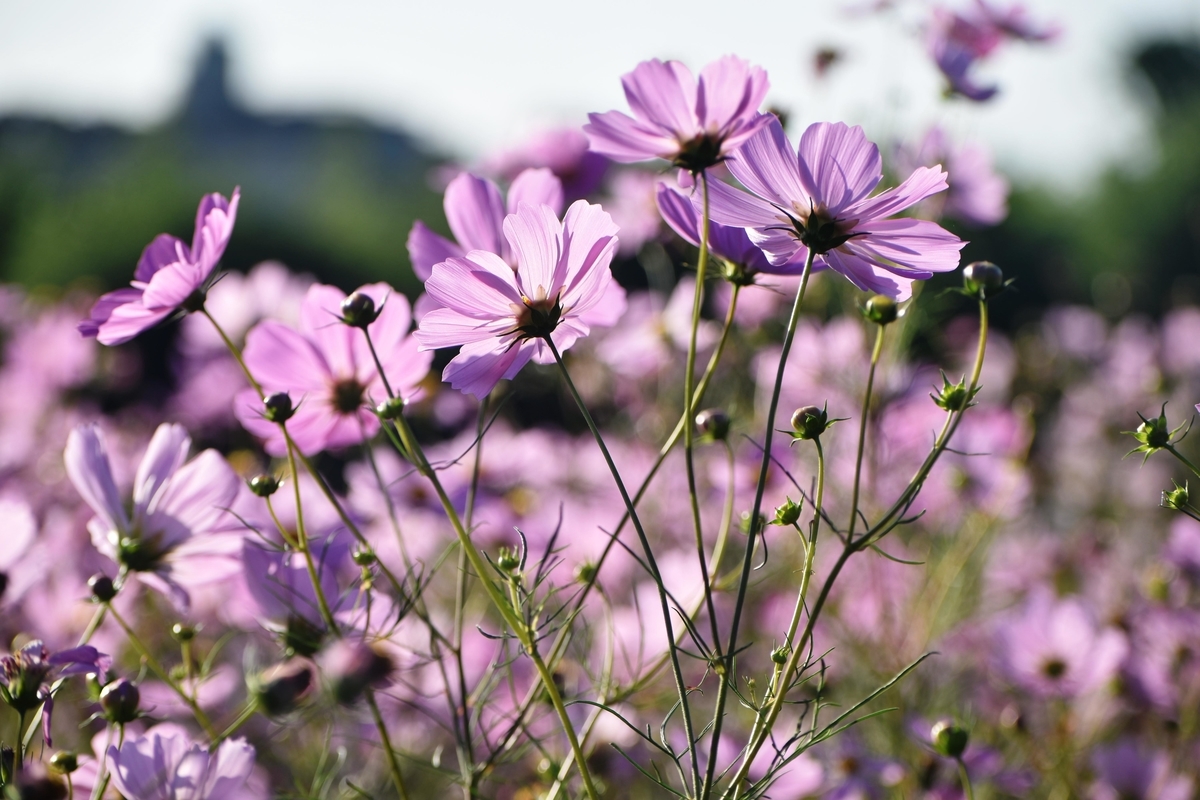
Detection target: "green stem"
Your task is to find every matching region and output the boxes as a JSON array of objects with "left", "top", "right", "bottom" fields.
[
  {"left": 15, "top": 710, "right": 25, "bottom": 771},
  {"left": 545, "top": 336, "right": 701, "bottom": 796},
  {"left": 958, "top": 758, "right": 976, "bottom": 800},
  {"left": 846, "top": 325, "right": 886, "bottom": 539},
  {"left": 215, "top": 700, "right": 259, "bottom": 745},
  {"left": 282, "top": 435, "right": 340, "bottom": 637},
  {"left": 1167, "top": 445, "right": 1200, "bottom": 479},
  {"left": 105, "top": 604, "right": 217, "bottom": 739},
  {"left": 201, "top": 308, "right": 262, "bottom": 395},
  {"left": 366, "top": 689, "right": 412, "bottom": 800}
]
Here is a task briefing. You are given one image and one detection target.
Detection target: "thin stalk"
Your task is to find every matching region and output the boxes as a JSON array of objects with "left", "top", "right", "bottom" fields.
[
  {"left": 1167, "top": 445, "right": 1200, "bottom": 478},
  {"left": 215, "top": 700, "right": 259, "bottom": 745},
  {"left": 88, "top": 724, "right": 115, "bottom": 800},
  {"left": 282, "top": 435, "right": 340, "bottom": 636},
  {"left": 846, "top": 325, "right": 886, "bottom": 539},
  {"left": 366, "top": 689, "right": 412, "bottom": 800},
  {"left": 722, "top": 436, "right": 826, "bottom": 797},
  {"left": 387, "top": 409, "right": 600, "bottom": 800},
  {"left": 201, "top": 308, "right": 262, "bottom": 395},
  {"left": 15, "top": 710, "right": 25, "bottom": 771},
  {"left": 545, "top": 336, "right": 702, "bottom": 796},
  {"left": 957, "top": 758, "right": 976, "bottom": 800},
  {"left": 105, "top": 604, "right": 217, "bottom": 739}
]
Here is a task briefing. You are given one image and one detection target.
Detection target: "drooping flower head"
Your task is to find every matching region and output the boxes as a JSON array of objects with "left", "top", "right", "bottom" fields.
[
  {"left": 702, "top": 117, "right": 965, "bottom": 299},
  {"left": 108, "top": 724, "right": 257, "bottom": 800},
  {"left": 414, "top": 200, "right": 625, "bottom": 398},
  {"left": 0, "top": 640, "right": 109, "bottom": 746},
  {"left": 64, "top": 423, "right": 243, "bottom": 610},
  {"left": 585, "top": 56, "right": 771, "bottom": 173},
  {"left": 407, "top": 168, "right": 564, "bottom": 282},
  {"left": 236, "top": 283, "right": 431, "bottom": 456},
  {"left": 79, "top": 189, "right": 240, "bottom": 345}
]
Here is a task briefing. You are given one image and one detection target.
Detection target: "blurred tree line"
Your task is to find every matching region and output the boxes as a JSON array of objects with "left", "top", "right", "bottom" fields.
[{"left": 0, "top": 38, "right": 1196, "bottom": 333}]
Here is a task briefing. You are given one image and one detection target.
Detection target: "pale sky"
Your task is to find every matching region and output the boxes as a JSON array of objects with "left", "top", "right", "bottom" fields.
[{"left": 1, "top": 0, "right": 1198, "bottom": 191}]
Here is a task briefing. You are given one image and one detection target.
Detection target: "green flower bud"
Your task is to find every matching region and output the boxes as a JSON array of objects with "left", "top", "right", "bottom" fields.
[
  {"left": 770, "top": 646, "right": 789, "bottom": 665},
  {"left": 931, "top": 372, "right": 979, "bottom": 412},
  {"left": 863, "top": 294, "right": 898, "bottom": 325},
  {"left": 262, "top": 392, "right": 294, "bottom": 424},
  {"left": 171, "top": 623, "right": 196, "bottom": 642},
  {"left": 99, "top": 679, "right": 140, "bottom": 724},
  {"left": 88, "top": 574, "right": 117, "bottom": 603},
  {"left": 248, "top": 473, "right": 281, "bottom": 498},
  {"left": 376, "top": 396, "right": 406, "bottom": 420},
  {"left": 1126, "top": 403, "right": 1189, "bottom": 462},
  {"left": 962, "top": 261, "right": 1006, "bottom": 300},
  {"left": 574, "top": 561, "right": 598, "bottom": 585},
  {"left": 340, "top": 292, "right": 379, "bottom": 329},
  {"left": 790, "top": 403, "right": 838, "bottom": 440},
  {"left": 352, "top": 547, "right": 377, "bottom": 567},
  {"left": 1163, "top": 481, "right": 1190, "bottom": 511},
  {"left": 771, "top": 497, "right": 803, "bottom": 527},
  {"left": 496, "top": 547, "right": 521, "bottom": 573},
  {"left": 48, "top": 752, "right": 77, "bottom": 775},
  {"left": 695, "top": 408, "right": 731, "bottom": 442},
  {"left": 930, "top": 719, "right": 969, "bottom": 759}
]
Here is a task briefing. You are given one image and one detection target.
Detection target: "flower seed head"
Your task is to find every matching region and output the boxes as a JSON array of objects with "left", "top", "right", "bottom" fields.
[
  {"left": 863, "top": 294, "right": 898, "bottom": 325},
  {"left": 695, "top": 408, "right": 731, "bottom": 441},
  {"left": 339, "top": 292, "right": 379, "bottom": 329},
  {"left": 931, "top": 719, "right": 970, "bottom": 759},
  {"left": 99, "top": 679, "right": 140, "bottom": 724},
  {"left": 262, "top": 392, "right": 295, "bottom": 423},
  {"left": 248, "top": 473, "right": 281, "bottom": 498}
]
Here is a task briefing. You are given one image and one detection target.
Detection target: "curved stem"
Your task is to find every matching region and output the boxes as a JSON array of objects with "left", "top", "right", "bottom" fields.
[
  {"left": 545, "top": 336, "right": 702, "bottom": 796},
  {"left": 366, "top": 689, "right": 412, "bottom": 800},
  {"left": 201, "top": 308, "right": 262, "bottom": 395}
]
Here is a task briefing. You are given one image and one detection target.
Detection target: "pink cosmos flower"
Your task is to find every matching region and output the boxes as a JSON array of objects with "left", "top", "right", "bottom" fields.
[
  {"left": 79, "top": 189, "right": 240, "bottom": 345},
  {"left": 64, "top": 423, "right": 243, "bottom": 610},
  {"left": 701, "top": 117, "right": 964, "bottom": 299},
  {"left": 108, "top": 724, "right": 257, "bottom": 800},
  {"left": 235, "top": 283, "right": 431, "bottom": 456},
  {"left": 926, "top": 2, "right": 1059, "bottom": 101},
  {"left": 1, "top": 640, "right": 109, "bottom": 746},
  {"left": 414, "top": 200, "right": 624, "bottom": 398},
  {"left": 480, "top": 127, "right": 609, "bottom": 200},
  {"left": 585, "top": 56, "right": 771, "bottom": 172}
]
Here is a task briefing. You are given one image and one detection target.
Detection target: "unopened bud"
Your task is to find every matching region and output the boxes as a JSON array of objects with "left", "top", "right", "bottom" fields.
[
  {"left": 574, "top": 561, "right": 598, "bottom": 585},
  {"left": 352, "top": 547, "right": 377, "bottom": 567},
  {"left": 171, "top": 623, "right": 196, "bottom": 642},
  {"left": 48, "top": 752, "right": 77, "bottom": 775},
  {"left": 790, "top": 404, "right": 832, "bottom": 440},
  {"left": 931, "top": 373, "right": 977, "bottom": 412},
  {"left": 325, "top": 641, "right": 393, "bottom": 705},
  {"left": 262, "top": 392, "right": 294, "bottom": 424},
  {"left": 770, "top": 646, "right": 789, "bottom": 665},
  {"left": 254, "top": 658, "right": 314, "bottom": 716},
  {"left": 963, "top": 261, "right": 1005, "bottom": 300},
  {"left": 863, "top": 294, "right": 898, "bottom": 325},
  {"left": 376, "top": 396, "right": 406, "bottom": 420},
  {"left": 695, "top": 408, "right": 731, "bottom": 441},
  {"left": 248, "top": 473, "right": 281, "bottom": 498},
  {"left": 99, "top": 679, "right": 140, "bottom": 724},
  {"left": 496, "top": 547, "right": 520, "bottom": 573},
  {"left": 931, "top": 719, "right": 969, "bottom": 759},
  {"left": 340, "top": 292, "right": 379, "bottom": 329},
  {"left": 771, "top": 497, "right": 803, "bottom": 527},
  {"left": 1163, "top": 481, "right": 1190, "bottom": 511},
  {"left": 88, "top": 574, "right": 117, "bottom": 603}
]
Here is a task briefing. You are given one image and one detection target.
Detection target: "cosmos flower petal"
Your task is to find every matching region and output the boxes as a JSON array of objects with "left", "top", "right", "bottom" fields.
[
  {"left": 726, "top": 117, "right": 810, "bottom": 210},
  {"left": 78, "top": 287, "right": 146, "bottom": 337},
  {"left": 444, "top": 172, "right": 507, "bottom": 256},
  {"left": 704, "top": 174, "right": 783, "bottom": 229},
  {"left": 300, "top": 284, "right": 360, "bottom": 380},
  {"left": 796, "top": 122, "right": 882, "bottom": 213},
  {"left": 584, "top": 110, "right": 680, "bottom": 163},
  {"left": 823, "top": 248, "right": 916, "bottom": 301},
  {"left": 96, "top": 303, "right": 175, "bottom": 346},
  {"left": 850, "top": 165, "right": 950, "bottom": 221},
  {"left": 848, "top": 217, "right": 966, "bottom": 274},
  {"left": 134, "top": 423, "right": 192, "bottom": 510},
  {"left": 504, "top": 202, "right": 564, "bottom": 299},
  {"left": 507, "top": 168, "right": 565, "bottom": 217},
  {"left": 696, "top": 56, "right": 769, "bottom": 137},
  {"left": 415, "top": 307, "right": 512, "bottom": 349},
  {"left": 424, "top": 253, "right": 523, "bottom": 320},
  {"left": 406, "top": 221, "right": 464, "bottom": 282},
  {"left": 64, "top": 425, "right": 129, "bottom": 533},
  {"left": 135, "top": 234, "right": 188, "bottom": 282},
  {"left": 153, "top": 449, "right": 241, "bottom": 548},
  {"left": 622, "top": 59, "right": 698, "bottom": 135},
  {"left": 443, "top": 338, "right": 535, "bottom": 398},
  {"left": 242, "top": 320, "right": 329, "bottom": 393},
  {"left": 190, "top": 188, "right": 240, "bottom": 273},
  {"left": 558, "top": 199, "right": 619, "bottom": 307}
]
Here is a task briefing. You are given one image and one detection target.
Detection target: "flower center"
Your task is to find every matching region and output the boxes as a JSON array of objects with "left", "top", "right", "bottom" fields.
[
  {"left": 673, "top": 133, "right": 724, "bottom": 173},
  {"left": 788, "top": 204, "right": 862, "bottom": 254},
  {"left": 511, "top": 293, "right": 564, "bottom": 341},
  {"left": 332, "top": 378, "right": 366, "bottom": 414},
  {"left": 1042, "top": 657, "right": 1067, "bottom": 679},
  {"left": 116, "top": 525, "right": 170, "bottom": 573}
]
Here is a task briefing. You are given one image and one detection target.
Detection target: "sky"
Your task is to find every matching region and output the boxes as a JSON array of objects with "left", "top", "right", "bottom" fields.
[{"left": 2, "top": 0, "right": 1198, "bottom": 191}]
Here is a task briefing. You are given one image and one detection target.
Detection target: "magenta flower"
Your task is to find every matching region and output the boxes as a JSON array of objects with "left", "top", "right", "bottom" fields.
[
  {"left": 407, "top": 168, "right": 564, "bottom": 281},
  {"left": 108, "top": 724, "right": 257, "bottom": 800},
  {"left": 79, "top": 189, "right": 240, "bottom": 345},
  {"left": 64, "top": 423, "right": 243, "bottom": 610},
  {"left": 1, "top": 640, "right": 109, "bottom": 746},
  {"left": 701, "top": 117, "right": 964, "bottom": 299},
  {"left": 414, "top": 200, "right": 624, "bottom": 398},
  {"left": 585, "top": 56, "right": 770, "bottom": 172},
  {"left": 235, "top": 283, "right": 431, "bottom": 456}
]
